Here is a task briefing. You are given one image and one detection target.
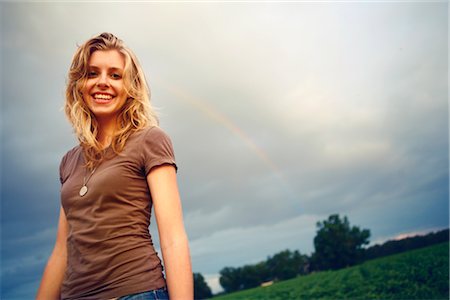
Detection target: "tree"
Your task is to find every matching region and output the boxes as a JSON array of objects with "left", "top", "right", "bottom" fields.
[
  {"left": 219, "top": 267, "right": 243, "bottom": 293},
  {"left": 266, "top": 249, "right": 309, "bottom": 280},
  {"left": 193, "top": 273, "right": 212, "bottom": 299},
  {"left": 241, "top": 264, "right": 266, "bottom": 289},
  {"left": 312, "top": 214, "right": 370, "bottom": 271}
]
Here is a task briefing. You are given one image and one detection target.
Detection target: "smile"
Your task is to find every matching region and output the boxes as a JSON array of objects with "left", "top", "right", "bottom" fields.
[
  {"left": 92, "top": 93, "right": 114, "bottom": 104},
  {"left": 93, "top": 93, "right": 113, "bottom": 100}
]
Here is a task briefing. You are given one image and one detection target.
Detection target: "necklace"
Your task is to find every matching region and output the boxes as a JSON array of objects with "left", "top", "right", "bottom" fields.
[{"left": 79, "top": 167, "right": 96, "bottom": 197}]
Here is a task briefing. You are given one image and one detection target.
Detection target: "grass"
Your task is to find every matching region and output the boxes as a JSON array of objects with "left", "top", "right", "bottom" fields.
[{"left": 213, "top": 242, "right": 449, "bottom": 300}]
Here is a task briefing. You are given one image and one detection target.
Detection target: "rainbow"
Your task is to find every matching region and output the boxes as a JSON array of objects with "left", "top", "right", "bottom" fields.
[{"left": 155, "top": 78, "right": 297, "bottom": 200}]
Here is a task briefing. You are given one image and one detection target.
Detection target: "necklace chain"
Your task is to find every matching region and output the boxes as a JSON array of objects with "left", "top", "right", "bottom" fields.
[{"left": 83, "top": 168, "right": 96, "bottom": 186}]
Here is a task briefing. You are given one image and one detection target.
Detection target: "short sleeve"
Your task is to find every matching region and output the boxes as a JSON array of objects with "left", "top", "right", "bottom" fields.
[
  {"left": 59, "top": 146, "right": 79, "bottom": 185},
  {"left": 59, "top": 152, "right": 69, "bottom": 184},
  {"left": 142, "top": 127, "right": 178, "bottom": 175}
]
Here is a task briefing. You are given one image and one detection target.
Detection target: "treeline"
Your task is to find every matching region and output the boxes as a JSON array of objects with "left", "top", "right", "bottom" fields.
[
  {"left": 193, "top": 214, "right": 448, "bottom": 298},
  {"left": 214, "top": 214, "right": 370, "bottom": 295},
  {"left": 219, "top": 249, "right": 309, "bottom": 292},
  {"left": 365, "top": 228, "right": 449, "bottom": 260}
]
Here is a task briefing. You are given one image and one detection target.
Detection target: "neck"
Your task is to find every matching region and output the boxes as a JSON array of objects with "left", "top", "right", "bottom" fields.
[{"left": 96, "top": 116, "right": 117, "bottom": 149}]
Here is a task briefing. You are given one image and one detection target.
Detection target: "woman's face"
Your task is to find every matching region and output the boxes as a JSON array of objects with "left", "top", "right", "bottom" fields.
[{"left": 82, "top": 49, "right": 128, "bottom": 121}]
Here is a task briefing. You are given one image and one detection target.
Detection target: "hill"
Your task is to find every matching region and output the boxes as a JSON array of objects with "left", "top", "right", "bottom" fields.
[{"left": 213, "top": 242, "right": 449, "bottom": 300}]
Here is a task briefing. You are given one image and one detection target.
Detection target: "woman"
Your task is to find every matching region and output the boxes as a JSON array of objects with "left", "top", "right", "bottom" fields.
[{"left": 36, "top": 33, "right": 193, "bottom": 300}]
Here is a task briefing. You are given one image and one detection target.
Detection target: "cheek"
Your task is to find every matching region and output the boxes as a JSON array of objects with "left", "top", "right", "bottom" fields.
[
  {"left": 115, "top": 83, "right": 127, "bottom": 98},
  {"left": 81, "top": 80, "right": 93, "bottom": 96},
  {"left": 119, "top": 95, "right": 128, "bottom": 107},
  {"left": 115, "top": 82, "right": 125, "bottom": 93}
]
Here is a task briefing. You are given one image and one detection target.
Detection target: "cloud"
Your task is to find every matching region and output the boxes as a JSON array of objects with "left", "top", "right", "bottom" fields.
[
  {"left": 204, "top": 273, "right": 224, "bottom": 295},
  {"left": 1, "top": 2, "right": 448, "bottom": 298},
  {"left": 189, "top": 214, "right": 320, "bottom": 274}
]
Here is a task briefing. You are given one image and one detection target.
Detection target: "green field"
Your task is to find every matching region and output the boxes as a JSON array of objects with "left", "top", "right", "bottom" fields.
[{"left": 214, "top": 242, "right": 449, "bottom": 300}]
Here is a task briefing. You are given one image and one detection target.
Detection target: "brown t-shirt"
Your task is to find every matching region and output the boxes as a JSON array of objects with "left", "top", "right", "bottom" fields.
[{"left": 59, "top": 126, "right": 177, "bottom": 300}]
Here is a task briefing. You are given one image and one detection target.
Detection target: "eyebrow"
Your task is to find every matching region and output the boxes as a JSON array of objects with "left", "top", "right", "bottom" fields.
[{"left": 88, "top": 66, "right": 123, "bottom": 72}]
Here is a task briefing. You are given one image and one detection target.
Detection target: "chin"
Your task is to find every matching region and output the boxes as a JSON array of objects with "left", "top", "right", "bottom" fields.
[{"left": 90, "top": 108, "right": 119, "bottom": 118}]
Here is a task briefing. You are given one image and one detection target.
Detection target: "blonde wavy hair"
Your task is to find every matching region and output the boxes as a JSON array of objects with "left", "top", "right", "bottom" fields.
[{"left": 65, "top": 32, "right": 158, "bottom": 170}]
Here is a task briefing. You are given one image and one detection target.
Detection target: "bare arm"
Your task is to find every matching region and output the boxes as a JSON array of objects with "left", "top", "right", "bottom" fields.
[
  {"left": 147, "top": 165, "right": 193, "bottom": 300},
  {"left": 36, "top": 206, "right": 68, "bottom": 300}
]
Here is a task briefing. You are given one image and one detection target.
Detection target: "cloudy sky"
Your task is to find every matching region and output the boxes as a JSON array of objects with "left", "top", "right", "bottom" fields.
[{"left": 1, "top": 1, "right": 448, "bottom": 298}]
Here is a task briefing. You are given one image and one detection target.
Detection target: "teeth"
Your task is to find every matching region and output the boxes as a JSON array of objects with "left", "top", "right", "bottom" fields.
[{"left": 94, "top": 94, "right": 112, "bottom": 100}]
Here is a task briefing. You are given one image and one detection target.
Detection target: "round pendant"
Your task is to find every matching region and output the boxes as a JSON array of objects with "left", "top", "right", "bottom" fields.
[{"left": 79, "top": 185, "right": 88, "bottom": 197}]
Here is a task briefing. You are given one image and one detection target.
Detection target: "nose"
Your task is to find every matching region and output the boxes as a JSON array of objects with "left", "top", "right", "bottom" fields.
[{"left": 96, "top": 72, "right": 110, "bottom": 88}]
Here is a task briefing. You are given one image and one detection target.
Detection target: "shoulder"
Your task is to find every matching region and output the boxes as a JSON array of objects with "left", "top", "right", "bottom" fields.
[
  {"left": 60, "top": 145, "right": 82, "bottom": 165},
  {"left": 142, "top": 126, "right": 172, "bottom": 140},
  {"left": 139, "top": 126, "right": 175, "bottom": 147}
]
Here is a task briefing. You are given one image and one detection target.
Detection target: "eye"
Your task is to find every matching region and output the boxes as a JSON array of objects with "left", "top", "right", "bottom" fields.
[
  {"left": 111, "top": 73, "right": 122, "bottom": 79},
  {"left": 87, "top": 71, "right": 97, "bottom": 78}
]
